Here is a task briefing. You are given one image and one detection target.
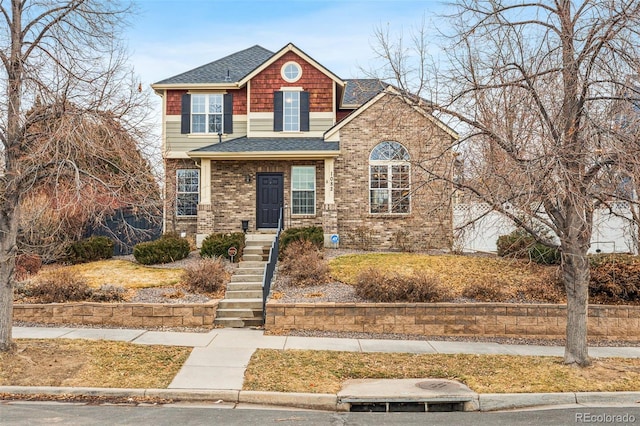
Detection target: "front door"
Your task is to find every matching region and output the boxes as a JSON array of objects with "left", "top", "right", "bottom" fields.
[{"left": 256, "top": 173, "right": 283, "bottom": 229}]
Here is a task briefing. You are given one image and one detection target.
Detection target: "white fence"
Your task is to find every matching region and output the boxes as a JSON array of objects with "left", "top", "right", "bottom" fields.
[{"left": 453, "top": 203, "right": 639, "bottom": 255}]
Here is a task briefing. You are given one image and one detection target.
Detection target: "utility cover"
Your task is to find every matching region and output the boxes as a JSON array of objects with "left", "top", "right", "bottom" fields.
[{"left": 338, "top": 378, "right": 477, "bottom": 404}]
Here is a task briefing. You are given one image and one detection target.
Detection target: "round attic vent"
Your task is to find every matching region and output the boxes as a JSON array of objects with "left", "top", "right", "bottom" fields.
[{"left": 281, "top": 61, "right": 302, "bottom": 83}]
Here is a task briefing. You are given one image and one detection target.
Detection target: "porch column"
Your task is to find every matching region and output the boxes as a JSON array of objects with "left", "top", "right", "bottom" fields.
[
  {"left": 200, "top": 159, "right": 211, "bottom": 205},
  {"left": 196, "top": 158, "right": 214, "bottom": 246},
  {"left": 323, "top": 158, "right": 338, "bottom": 247},
  {"left": 324, "top": 158, "right": 335, "bottom": 204}
]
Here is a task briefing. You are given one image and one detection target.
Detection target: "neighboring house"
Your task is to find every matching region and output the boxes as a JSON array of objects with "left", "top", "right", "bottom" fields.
[{"left": 152, "top": 43, "right": 457, "bottom": 249}]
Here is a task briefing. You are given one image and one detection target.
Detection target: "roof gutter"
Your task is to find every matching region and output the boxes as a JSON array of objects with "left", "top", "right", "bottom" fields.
[
  {"left": 151, "top": 82, "right": 241, "bottom": 95},
  {"left": 187, "top": 150, "right": 340, "bottom": 160}
]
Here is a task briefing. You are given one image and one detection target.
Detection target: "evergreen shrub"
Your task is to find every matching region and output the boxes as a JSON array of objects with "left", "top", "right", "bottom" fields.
[
  {"left": 200, "top": 232, "right": 245, "bottom": 262},
  {"left": 133, "top": 233, "right": 190, "bottom": 265},
  {"left": 67, "top": 236, "right": 114, "bottom": 264}
]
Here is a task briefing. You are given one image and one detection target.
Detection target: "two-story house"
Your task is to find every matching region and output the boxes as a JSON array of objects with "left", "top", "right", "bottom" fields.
[{"left": 152, "top": 43, "right": 457, "bottom": 250}]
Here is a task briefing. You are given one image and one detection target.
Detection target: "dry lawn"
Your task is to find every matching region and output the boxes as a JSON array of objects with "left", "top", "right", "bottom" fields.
[
  {"left": 37, "top": 260, "right": 184, "bottom": 289},
  {"left": 3, "top": 341, "right": 638, "bottom": 395},
  {"left": 0, "top": 339, "right": 191, "bottom": 388},
  {"left": 244, "top": 349, "right": 640, "bottom": 394},
  {"left": 329, "top": 253, "right": 559, "bottom": 299}
]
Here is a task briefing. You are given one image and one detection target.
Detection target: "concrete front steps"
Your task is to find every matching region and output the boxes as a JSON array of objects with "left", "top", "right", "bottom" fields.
[
  {"left": 214, "top": 233, "right": 276, "bottom": 328},
  {"left": 242, "top": 232, "right": 277, "bottom": 261}
]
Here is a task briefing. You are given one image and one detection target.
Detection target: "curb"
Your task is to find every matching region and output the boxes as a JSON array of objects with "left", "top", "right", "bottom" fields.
[
  {"left": 2, "top": 387, "right": 639, "bottom": 412},
  {"left": 239, "top": 391, "right": 344, "bottom": 411},
  {"left": 478, "top": 392, "right": 640, "bottom": 412},
  {"left": 0, "top": 386, "right": 342, "bottom": 411}
]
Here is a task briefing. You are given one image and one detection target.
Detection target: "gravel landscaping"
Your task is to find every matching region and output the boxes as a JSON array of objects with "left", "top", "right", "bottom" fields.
[{"left": 112, "top": 251, "right": 234, "bottom": 304}]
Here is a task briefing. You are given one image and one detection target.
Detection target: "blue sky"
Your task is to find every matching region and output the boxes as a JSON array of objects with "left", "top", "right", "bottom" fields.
[{"left": 126, "top": 0, "right": 448, "bottom": 86}]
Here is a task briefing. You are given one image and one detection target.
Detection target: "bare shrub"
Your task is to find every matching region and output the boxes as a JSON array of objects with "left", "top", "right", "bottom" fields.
[
  {"left": 392, "top": 229, "right": 414, "bottom": 252},
  {"left": 18, "top": 191, "right": 86, "bottom": 263},
  {"left": 347, "top": 226, "right": 374, "bottom": 250},
  {"left": 519, "top": 280, "right": 565, "bottom": 303},
  {"left": 409, "top": 272, "right": 453, "bottom": 302},
  {"left": 90, "top": 284, "right": 127, "bottom": 302},
  {"left": 15, "top": 253, "right": 43, "bottom": 281},
  {"left": 28, "top": 270, "right": 91, "bottom": 303},
  {"left": 182, "top": 257, "right": 230, "bottom": 294},
  {"left": 462, "top": 280, "right": 507, "bottom": 302},
  {"left": 279, "top": 240, "right": 330, "bottom": 287},
  {"left": 354, "top": 267, "right": 452, "bottom": 302},
  {"left": 13, "top": 281, "right": 31, "bottom": 301},
  {"left": 589, "top": 255, "right": 640, "bottom": 303}
]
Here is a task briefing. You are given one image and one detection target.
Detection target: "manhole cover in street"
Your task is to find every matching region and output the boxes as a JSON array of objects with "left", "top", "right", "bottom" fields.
[{"left": 416, "top": 380, "right": 466, "bottom": 392}]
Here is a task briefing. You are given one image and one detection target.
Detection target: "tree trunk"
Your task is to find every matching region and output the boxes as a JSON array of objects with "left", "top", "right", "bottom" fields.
[
  {"left": 561, "top": 244, "right": 591, "bottom": 366},
  {"left": 0, "top": 203, "right": 19, "bottom": 352}
]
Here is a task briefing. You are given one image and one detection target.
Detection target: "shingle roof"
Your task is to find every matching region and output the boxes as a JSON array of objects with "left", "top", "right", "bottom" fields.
[
  {"left": 342, "top": 79, "right": 387, "bottom": 107},
  {"left": 154, "top": 45, "right": 274, "bottom": 85},
  {"left": 191, "top": 137, "right": 339, "bottom": 153}
]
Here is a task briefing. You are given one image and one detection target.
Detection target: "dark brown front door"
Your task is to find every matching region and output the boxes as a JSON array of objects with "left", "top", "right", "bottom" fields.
[{"left": 256, "top": 173, "right": 283, "bottom": 228}]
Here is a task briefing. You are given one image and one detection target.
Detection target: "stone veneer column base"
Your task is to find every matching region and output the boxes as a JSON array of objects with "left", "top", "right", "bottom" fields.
[
  {"left": 197, "top": 204, "right": 215, "bottom": 233},
  {"left": 197, "top": 204, "right": 215, "bottom": 247}
]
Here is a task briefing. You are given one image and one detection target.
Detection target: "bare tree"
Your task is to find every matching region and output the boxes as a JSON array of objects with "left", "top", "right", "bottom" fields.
[
  {"left": 0, "top": 1, "right": 157, "bottom": 351},
  {"left": 17, "top": 101, "right": 161, "bottom": 262},
  {"left": 372, "top": 0, "right": 640, "bottom": 366}
]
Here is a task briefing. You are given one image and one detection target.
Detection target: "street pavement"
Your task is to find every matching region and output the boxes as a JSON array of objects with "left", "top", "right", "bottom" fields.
[{"left": 4, "top": 326, "right": 640, "bottom": 412}]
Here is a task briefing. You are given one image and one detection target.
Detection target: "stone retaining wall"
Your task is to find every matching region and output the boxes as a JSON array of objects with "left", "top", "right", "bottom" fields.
[
  {"left": 265, "top": 302, "right": 640, "bottom": 341},
  {"left": 13, "top": 301, "right": 218, "bottom": 328}
]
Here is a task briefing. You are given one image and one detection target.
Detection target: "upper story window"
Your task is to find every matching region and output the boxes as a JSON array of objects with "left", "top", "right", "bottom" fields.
[
  {"left": 283, "top": 91, "right": 300, "bottom": 132},
  {"left": 369, "top": 141, "right": 411, "bottom": 214},
  {"left": 192, "top": 94, "right": 223, "bottom": 133},
  {"left": 281, "top": 61, "right": 302, "bottom": 83},
  {"left": 274, "top": 90, "right": 309, "bottom": 132},
  {"left": 180, "top": 93, "right": 233, "bottom": 135},
  {"left": 176, "top": 169, "right": 199, "bottom": 216}
]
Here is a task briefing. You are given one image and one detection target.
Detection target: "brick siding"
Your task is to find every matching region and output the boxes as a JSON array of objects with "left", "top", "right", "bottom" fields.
[
  {"left": 335, "top": 94, "right": 455, "bottom": 250},
  {"left": 167, "top": 94, "right": 456, "bottom": 248},
  {"left": 165, "top": 159, "right": 326, "bottom": 235}
]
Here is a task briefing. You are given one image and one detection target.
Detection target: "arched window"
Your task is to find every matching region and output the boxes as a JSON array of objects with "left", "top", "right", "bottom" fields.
[{"left": 369, "top": 141, "right": 410, "bottom": 214}]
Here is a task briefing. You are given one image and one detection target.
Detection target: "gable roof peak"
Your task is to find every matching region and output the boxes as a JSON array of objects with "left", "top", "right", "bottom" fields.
[{"left": 239, "top": 42, "right": 344, "bottom": 86}]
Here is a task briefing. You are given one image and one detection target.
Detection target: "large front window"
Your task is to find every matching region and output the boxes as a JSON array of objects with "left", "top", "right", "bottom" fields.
[
  {"left": 177, "top": 169, "right": 199, "bottom": 216},
  {"left": 191, "top": 94, "right": 223, "bottom": 134},
  {"left": 369, "top": 141, "right": 410, "bottom": 214},
  {"left": 292, "top": 166, "right": 315, "bottom": 215},
  {"left": 283, "top": 91, "right": 300, "bottom": 132}
]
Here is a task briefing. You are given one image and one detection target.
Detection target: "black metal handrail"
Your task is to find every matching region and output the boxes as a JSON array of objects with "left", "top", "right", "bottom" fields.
[{"left": 262, "top": 207, "right": 283, "bottom": 322}]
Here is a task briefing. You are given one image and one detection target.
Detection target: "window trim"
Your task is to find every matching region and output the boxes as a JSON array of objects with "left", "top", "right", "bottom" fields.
[
  {"left": 190, "top": 94, "right": 224, "bottom": 134},
  {"left": 369, "top": 141, "right": 411, "bottom": 215},
  {"left": 291, "top": 166, "right": 316, "bottom": 216},
  {"left": 176, "top": 169, "right": 199, "bottom": 217}
]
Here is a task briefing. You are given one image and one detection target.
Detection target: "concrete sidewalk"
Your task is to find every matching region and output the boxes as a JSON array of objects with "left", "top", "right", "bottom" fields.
[{"left": 7, "top": 326, "right": 640, "bottom": 412}]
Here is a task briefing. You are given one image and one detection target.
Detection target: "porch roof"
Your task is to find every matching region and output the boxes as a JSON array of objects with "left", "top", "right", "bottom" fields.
[{"left": 188, "top": 137, "right": 340, "bottom": 160}]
